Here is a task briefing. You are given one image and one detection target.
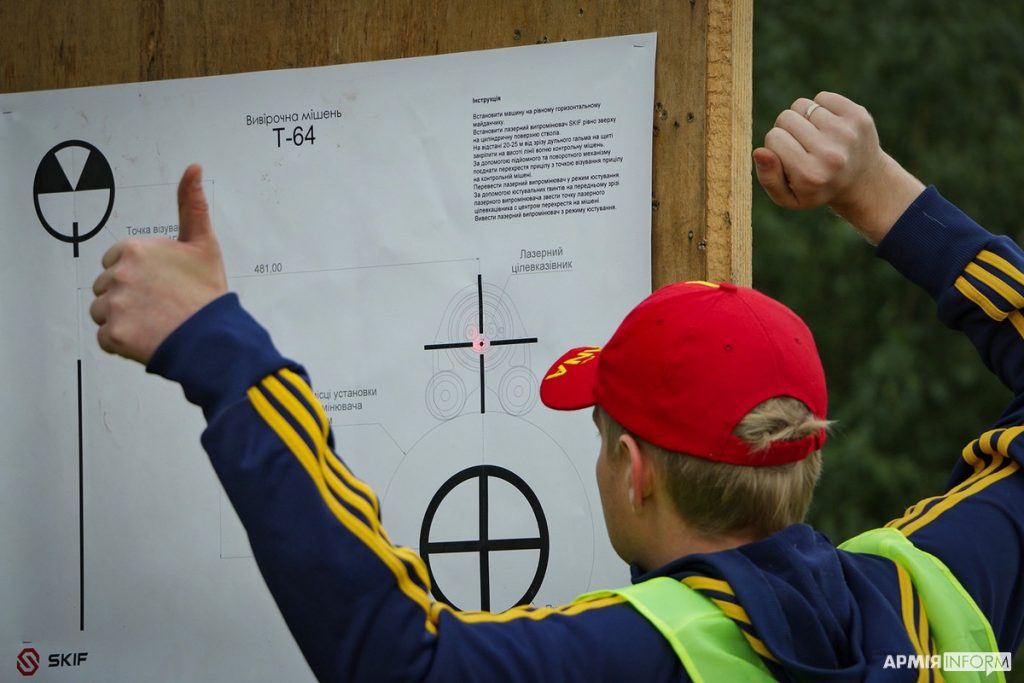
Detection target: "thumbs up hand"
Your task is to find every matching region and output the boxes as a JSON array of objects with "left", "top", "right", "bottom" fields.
[{"left": 90, "top": 164, "right": 228, "bottom": 364}]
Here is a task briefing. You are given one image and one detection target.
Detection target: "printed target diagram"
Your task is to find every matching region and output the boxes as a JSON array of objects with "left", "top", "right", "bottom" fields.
[
  {"left": 423, "top": 274, "right": 539, "bottom": 419},
  {"left": 33, "top": 140, "right": 115, "bottom": 257},
  {"left": 1, "top": 32, "right": 654, "bottom": 680},
  {"left": 374, "top": 273, "right": 594, "bottom": 613},
  {"left": 419, "top": 464, "right": 549, "bottom": 611},
  {"left": 26, "top": 139, "right": 117, "bottom": 633}
]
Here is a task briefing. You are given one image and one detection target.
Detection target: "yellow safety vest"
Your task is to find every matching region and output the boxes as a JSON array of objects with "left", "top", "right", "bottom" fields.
[{"left": 575, "top": 528, "right": 1004, "bottom": 683}]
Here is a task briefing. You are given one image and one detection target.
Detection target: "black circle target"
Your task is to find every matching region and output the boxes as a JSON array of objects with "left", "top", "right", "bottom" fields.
[{"left": 420, "top": 464, "right": 549, "bottom": 611}]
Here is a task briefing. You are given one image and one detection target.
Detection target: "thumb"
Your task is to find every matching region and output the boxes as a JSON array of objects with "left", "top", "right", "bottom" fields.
[
  {"left": 177, "top": 163, "right": 217, "bottom": 244},
  {"left": 753, "top": 147, "right": 798, "bottom": 208}
]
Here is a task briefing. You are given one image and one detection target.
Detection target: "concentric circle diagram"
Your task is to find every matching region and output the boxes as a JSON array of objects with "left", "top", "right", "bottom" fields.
[
  {"left": 498, "top": 366, "right": 538, "bottom": 416},
  {"left": 424, "top": 371, "right": 468, "bottom": 421},
  {"left": 443, "top": 283, "right": 519, "bottom": 372},
  {"left": 423, "top": 274, "right": 539, "bottom": 418},
  {"left": 33, "top": 140, "right": 115, "bottom": 257}
]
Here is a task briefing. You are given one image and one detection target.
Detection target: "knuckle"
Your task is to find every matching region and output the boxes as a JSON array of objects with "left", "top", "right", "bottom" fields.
[
  {"left": 854, "top": 108, "right": 875, "bottom": 132},
  {"left": 88, "top": 298, "right": 102, "bottom": 323},
  {"left": 110, "top": 265, "right": 130, "bottom": 286},
  {"left": 833, "top": 121, "right": 857, "bottom": 142},
  {"left": 104, "top": 322, "right": 127, "bottom": 352},
  {"left": 105, "top": 292, "right": 129, "bottom": 317},
  {"left": 120, "top": 240, "right": 142, "bottom": 258},
  {"left": 776, "top": 109, "right": 798, "bottom": 128},
  {"left": 796, "top": 167, "right": 828, "bottom": 189},
  {"left": 97, "top": 327, "right": 115, "bottom": 353},
  {"left": 764, "top": 126, "right": 785, "bottom": 145},
  {"left": 797, "top": 176, "right": 823, "bottom": 193},
  {"left": 821, "top": 148, "right": 848, "bottom": 171}
]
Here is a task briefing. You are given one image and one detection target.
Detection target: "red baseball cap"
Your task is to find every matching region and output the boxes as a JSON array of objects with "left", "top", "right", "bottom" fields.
[{"left": 540, "top": 281, "right": 827, "bottom": 466}]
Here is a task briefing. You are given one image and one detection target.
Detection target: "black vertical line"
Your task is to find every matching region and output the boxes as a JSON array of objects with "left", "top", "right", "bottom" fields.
[
  {"left": 479, "top": 468, "right": 490, "bottom": 612},
  {"left": 476, "top": 274, "right": 484, "bottom": 333},
  {"left": 477, "top": 274, "right": 486, "bottom": 413},
  {"left": 479, "top": 355, "right": 485, "bottom": 414},
  {"left": 77, "top": 359, "right": 84, "bottom": 631},
  {"left": 72, "top": 221, "right": 79, "bottom": 258}
]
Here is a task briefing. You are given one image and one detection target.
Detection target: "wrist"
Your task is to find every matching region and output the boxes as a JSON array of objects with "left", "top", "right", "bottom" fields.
[
  {"left": 829, "top": 153, "right": 925, "bottom": 245},
  {"left": 146, "top": 293, "right": 293, "bottom": 420}
]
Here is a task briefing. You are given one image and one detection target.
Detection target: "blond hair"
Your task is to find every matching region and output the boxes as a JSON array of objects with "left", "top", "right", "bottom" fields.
[{"left": 597, "top": 398, "right": 829, "bottom": 538}]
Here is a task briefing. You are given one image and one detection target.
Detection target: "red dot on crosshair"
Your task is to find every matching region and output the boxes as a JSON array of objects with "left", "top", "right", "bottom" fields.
[{"left": 469, "top": 325, "right": 490, "bottom": 354}]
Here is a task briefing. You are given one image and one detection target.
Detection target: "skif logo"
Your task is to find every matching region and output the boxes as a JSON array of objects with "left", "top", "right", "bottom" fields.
[
  {"left": 16, "top": 648, "right": 39, "bottom": 676},
  {"left": 15, "top": 647, "right": 90, "bottom": 677},
  {"left": 48, "top": 652, "right": 89, "bottom": 668},
  {"left": 545, "top": 347, "right": 601, "bottom": 380}
]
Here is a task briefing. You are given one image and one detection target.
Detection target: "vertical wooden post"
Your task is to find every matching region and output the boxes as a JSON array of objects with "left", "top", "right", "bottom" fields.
[{"left": 705, "top": 0, "right": 753, "bottom": 286}]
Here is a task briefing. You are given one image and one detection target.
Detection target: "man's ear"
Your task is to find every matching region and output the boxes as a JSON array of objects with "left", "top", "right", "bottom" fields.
[{"left": 618, "top": 433, "right": 654, "bottom": 513}]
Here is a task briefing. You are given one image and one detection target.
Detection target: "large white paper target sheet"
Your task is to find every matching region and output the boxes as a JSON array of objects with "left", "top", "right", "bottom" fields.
[{"left": 0, "top": 34, "right": 655, "bottom": 681}]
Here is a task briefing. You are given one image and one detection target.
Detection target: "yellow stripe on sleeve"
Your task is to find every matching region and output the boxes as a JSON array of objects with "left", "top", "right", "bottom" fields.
[
  {"left": 279, "top": 368, "right": 329, "bottom": 437},
  {"left": 886, "top": 433, "right": 997, "bottom": 529},
  {"left": 977, "top": 250, "right": 1024, "bottom": 287},
  {"left": 995, "top": 425, "right": 1024, "bottom": 454},
  {"left": 263, "top": 376, "right": 433, "bottom": 591},
  {"left": 452, "top": 594, "right": 627, "bottom": 623},
  {"left": 962, "top": 432, "right": 990, "bottom": 470},
  {"left": 887, "top": 494, "right": 943, "bottom": 530},
  {"left": 277, "top": 369, "right": 383, "bottom": 519},
  {"left": 965, "top": 262, "right": 1024, "bottom": 309},
  {"left": 896, "top": 458, "right": 1018, "bottom": 537},
  {"left": 955, "top": 277, "right": 1008, "bottom": 321},
  {"left": 1008, "top": 311, "right": 1024, "bottom": 340},
  {"left": 248, "top": 385, "right": 323, "bottom": 493},
  {"left": 262, "top": 376, "right": 382, "bottom": 532},
  {"left": 247, "top": 385, "right": 440, "bottom": 634},
  {"left": 271, "top": 372, "right": 429, "bottom": 587}
]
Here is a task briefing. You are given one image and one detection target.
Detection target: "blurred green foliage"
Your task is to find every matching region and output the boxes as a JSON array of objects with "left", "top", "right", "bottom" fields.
[{"left": 752, "top": 3, "right": 1024, "bottom": 673}]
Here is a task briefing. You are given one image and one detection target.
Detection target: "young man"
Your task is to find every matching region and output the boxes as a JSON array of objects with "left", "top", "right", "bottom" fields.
[{"left": 90, "top": 92, "right": 1024, "bottom": 681}]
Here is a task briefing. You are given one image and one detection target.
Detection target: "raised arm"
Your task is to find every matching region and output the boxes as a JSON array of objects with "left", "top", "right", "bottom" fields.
[
  {"left": 757, "top": 92, "right": 1024, "bottom": 653},
  {"left": 755, "top": 91, "right": 1024, "bottom": 396}
]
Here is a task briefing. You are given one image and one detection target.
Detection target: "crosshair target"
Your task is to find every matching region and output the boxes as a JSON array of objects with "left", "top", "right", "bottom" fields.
[
  {"left": 420, "top": 465, "right": 549, "bottom": 611},
  {"left": 424, "top": 275, "right": 539, "bottom": 415},
  {"left": 444, "top": 283, "right": 518, "bottom": 372}
]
